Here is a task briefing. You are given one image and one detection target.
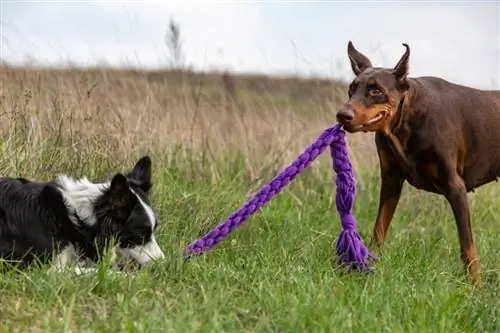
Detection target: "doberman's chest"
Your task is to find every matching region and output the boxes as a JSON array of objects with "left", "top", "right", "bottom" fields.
[{"left": 378, "top": 133, "right": 443, "bottom": 194}]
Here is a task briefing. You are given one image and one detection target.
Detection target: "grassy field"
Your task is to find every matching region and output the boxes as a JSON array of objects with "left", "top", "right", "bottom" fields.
[{"left": 0, "top": 65, "right": 499, "bottom": 332}]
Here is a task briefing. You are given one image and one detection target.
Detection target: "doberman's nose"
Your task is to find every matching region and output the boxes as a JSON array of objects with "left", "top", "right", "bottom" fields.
[{"left": 336, "top": 108, "right": 354, "bottom": 124}]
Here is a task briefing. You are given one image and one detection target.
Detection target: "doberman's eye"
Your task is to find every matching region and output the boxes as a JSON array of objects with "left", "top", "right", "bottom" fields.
[{"left": 368, "top": 86, "right": 383, "bottom": 96}]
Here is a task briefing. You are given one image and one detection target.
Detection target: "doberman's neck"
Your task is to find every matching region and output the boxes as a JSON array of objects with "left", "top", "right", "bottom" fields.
[
  {"left": 389, "top": 81, "right": 417, "bottom": 137},
  {"left": 380, "top": 81, "right": 417, "bottom": 173}
]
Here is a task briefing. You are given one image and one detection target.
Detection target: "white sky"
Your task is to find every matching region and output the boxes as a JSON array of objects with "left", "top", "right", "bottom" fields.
[{"left": 1, "top": 1, "right": 499, "bottom": 89}]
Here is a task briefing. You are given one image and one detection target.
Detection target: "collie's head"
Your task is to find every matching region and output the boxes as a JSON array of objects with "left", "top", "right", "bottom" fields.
[{"left": 56, "top": 156, "right": 165, "bottom": 267}]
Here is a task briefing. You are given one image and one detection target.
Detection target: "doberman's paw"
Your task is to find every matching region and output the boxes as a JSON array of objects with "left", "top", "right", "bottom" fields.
[{"left": 467, "top": 259, "right": 482, "bottom": 288}]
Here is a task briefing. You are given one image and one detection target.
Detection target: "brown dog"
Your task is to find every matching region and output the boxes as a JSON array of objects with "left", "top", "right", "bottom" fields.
[{"left": 336, "top": 41, "right": 500, "bottom": 285}]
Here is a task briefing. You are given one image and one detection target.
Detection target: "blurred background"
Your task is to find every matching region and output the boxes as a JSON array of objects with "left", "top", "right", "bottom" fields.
[{"left": 2, "top": 1, "right": 499, "bottom": 88}]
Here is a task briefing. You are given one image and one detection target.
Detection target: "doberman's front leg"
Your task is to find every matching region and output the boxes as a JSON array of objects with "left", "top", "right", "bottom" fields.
[
  {"left": 442, "top": 171, "right": 481, "bottom": 286},
  {"left": 371, "top": 169, "right": 405, "bottom": 249},
  {"left": 371, "top": 135, "right": 405, "bottom": 249}
]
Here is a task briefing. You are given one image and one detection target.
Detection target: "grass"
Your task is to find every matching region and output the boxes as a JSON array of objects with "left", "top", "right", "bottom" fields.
[{"left": 0, "top": 65, "right": 500, "bottom": 332}]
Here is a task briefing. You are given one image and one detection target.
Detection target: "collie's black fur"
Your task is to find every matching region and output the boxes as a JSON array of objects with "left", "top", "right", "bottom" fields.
[{"left": 0, "top": 156, "right": 164, "bottom": 272}]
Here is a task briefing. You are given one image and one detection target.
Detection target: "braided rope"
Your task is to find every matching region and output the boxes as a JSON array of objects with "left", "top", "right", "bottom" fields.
[
  {"left": 184, "top": 124, "right": 375, "bottom": 272},
  {"left": 330, "top": 128, "right": 377, "bottom": 271}
]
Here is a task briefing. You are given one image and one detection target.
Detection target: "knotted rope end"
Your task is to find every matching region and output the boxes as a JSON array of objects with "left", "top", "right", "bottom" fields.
[{"left": 335, "top": 214, "right": 377, "bottom": 273}]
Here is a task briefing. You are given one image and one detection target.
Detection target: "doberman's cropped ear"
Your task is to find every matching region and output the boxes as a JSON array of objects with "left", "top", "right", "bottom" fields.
[
  {"left": 392, "top": 43, "right": 410, "bottom": 89},
  {"left": 347, "top": 41, "right": 373, "bottom": 76}
]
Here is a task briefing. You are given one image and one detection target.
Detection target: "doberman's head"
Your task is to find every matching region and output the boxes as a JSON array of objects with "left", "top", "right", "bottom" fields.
[{"left": 336, "top": 41, "right": 411, "bottom": 134}]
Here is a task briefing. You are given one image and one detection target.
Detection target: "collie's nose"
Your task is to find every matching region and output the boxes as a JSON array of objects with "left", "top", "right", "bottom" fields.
[{"left": 336, "top": 108, "right": 354, "bottom": 124}]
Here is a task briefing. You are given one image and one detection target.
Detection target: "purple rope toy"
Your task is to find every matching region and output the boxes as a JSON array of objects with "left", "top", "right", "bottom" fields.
[{"left": 184, "top": 124, "right": 377, "bottom": 272}]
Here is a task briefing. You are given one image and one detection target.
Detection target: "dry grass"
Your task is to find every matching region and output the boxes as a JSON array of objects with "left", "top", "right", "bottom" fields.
[{"left": 0, "top": 64, "right": 377, "bottom": 182}]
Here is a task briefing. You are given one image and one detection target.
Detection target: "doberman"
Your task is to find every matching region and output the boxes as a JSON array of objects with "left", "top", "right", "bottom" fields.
[{"left": 336, "top": 41, "right": 500, "bottom": 285}]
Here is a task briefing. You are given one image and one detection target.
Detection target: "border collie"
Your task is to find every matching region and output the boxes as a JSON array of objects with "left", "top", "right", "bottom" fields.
[{"left": 0, "top": 156, "right": 165, "bottom": 274}]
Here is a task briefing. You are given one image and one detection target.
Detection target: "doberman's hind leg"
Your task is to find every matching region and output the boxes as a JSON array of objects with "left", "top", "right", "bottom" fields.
[{"left": 442, "top": 170, "right": 481, "bottom": 286}]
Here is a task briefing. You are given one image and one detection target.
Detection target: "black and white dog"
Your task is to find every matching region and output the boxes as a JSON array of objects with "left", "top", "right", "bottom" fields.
[{"left": 0, "top": 156, "right": 165, "bottom": 274}]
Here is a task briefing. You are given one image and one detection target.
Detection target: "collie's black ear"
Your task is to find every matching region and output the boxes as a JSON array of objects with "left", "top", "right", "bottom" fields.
[
  {"left": 127, "top": 156, "right": 152, "bottom": 193},
  {"left": 107, "top": 173, "right": 131, "bottom": 208}
]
